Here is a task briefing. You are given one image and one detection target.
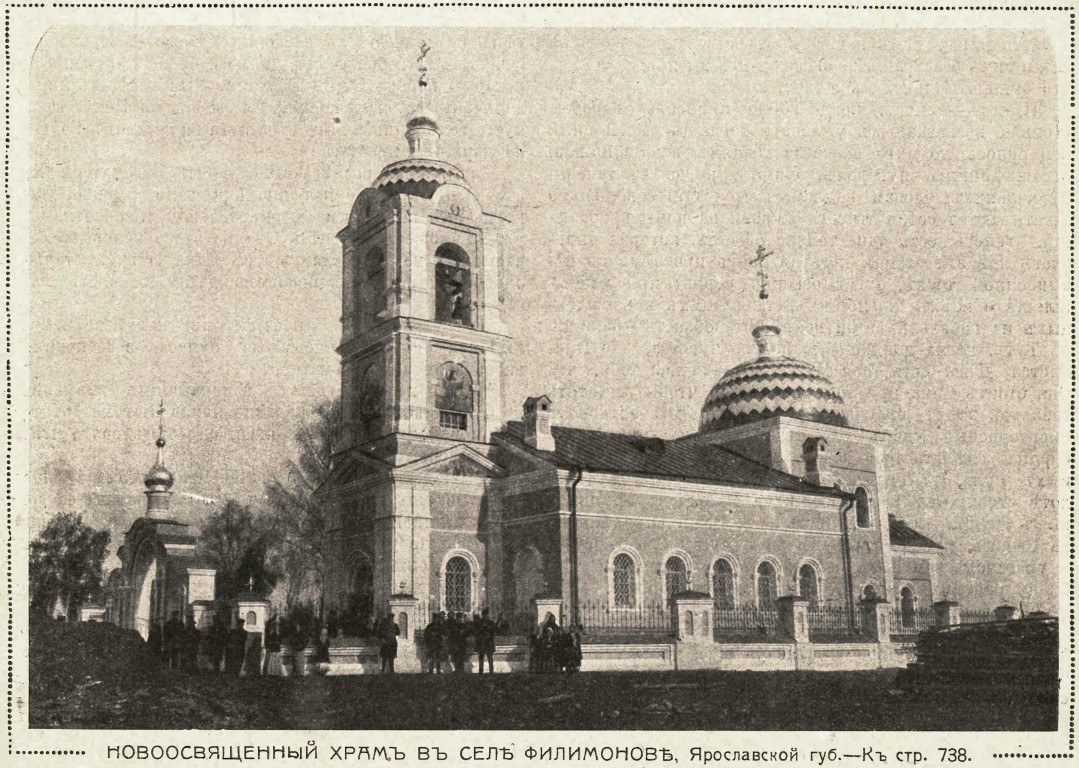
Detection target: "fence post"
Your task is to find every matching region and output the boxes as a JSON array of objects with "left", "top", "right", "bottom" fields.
[
  {"left": 931, "top": 600, "right": 960, "bottom": 627},
  {"left": 993, "top": 604, "right": 1019, "bottom": 622},
  {"left": 777, "top": 596, "right": 810, "bottom": 643},
  {"left": 388, "top": 593, "right": 419, "bottom": 644},
  {"left": 672, "top": 592, "right": 713, "bottom": 642},
  {"left": 532, "top": 595, "right": 563, "bottom": 630},
  {"left": 859, "top": 598, "right": 890, "bottom": 642}
]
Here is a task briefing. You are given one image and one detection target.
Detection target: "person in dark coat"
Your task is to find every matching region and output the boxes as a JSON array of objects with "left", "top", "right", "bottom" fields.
[
  {"left": 379, "top": 612, "right": 400, "bottom": 674},
  {"left": 205, "top": 614, "right": 227, "bottom": 672},
  {"left": 163, "top": 611, "right": 184, "bottom": 669},
  {"left": 474, "top": 608, "right": 496, "bottom": 674},
  {"left": 326, "top": 609, "right": 340, "bottom": 640},
  {"left": 225, "top": 618, "right": 247, "bottom": 676},
  {"left": 538, "top": 615, "right": 562, "bottom": 674},
  {"left": 446, "top": 612, "right": 470, "bottom": 673},
  {"left": 423, "top": 613, "right": 445, "bottom": 674},
  {"left": 263, "top": 615, "right": 283, "bottom": 676},
  {"left": 182, "top": 613, "right": 201, "bottom": 672},
  {"left": 147, "top": 618, "right": 165, "bottom": 661},
  {"left": 562, "top": 624, "right": 583, "bottom": 674}
]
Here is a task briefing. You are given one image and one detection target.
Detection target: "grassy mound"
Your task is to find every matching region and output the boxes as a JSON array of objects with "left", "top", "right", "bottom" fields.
[{"left": 29, "top": 613, "right": 279, "bottom": 728}]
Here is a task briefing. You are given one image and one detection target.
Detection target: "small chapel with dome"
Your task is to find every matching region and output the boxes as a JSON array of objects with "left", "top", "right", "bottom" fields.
[
  {"left": 316, "top": 58, "right": 945, "bottom": 639},
  {"left": 105, "top": 430, "right": 218, "bottom": 639}
]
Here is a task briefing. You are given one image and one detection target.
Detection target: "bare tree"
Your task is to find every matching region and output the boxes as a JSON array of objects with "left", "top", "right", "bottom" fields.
[
  {"left": 199, "top": 500, "right": 277, "bottom": 600},
  {"left": 265, "top": 397, "right": 341, "bottom": 613}
]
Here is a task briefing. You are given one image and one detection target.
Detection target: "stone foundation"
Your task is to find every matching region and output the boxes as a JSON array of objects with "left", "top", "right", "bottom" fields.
[{"left": 321, "top": 637, "right": 911, "bottom": 675}]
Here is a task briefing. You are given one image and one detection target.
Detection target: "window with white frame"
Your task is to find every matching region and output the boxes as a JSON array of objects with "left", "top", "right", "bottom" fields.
[
  {"left": 757, "top": 561, "right": 778, "bottom": 608},
  {"left": 612, "top": 553, "right": 637, "bottom": 609},
  {"left": 900, "top": 586, "right": 916, "bottom": 628},
  {"left": 798, "top": 563, "right": 820, "bottom": 609},
  {"left": 712, "top": 559, "right": 735, "bottom": 610},
  {"left": 664, "top": 556, "right": 688, "bottom": 602},
  {"left": 855, "top": 487, "right": 872, "bottom": 528},
  {"left": 445, "top": 556, "right": 472, "bottom": 613}
]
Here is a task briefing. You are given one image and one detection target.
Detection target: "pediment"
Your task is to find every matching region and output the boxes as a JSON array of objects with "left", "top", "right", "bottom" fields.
[{"left": 400, "top": 445, "right": 503, "bottom": 479}]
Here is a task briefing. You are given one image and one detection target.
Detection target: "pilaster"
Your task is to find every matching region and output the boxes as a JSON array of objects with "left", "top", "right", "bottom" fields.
[{"left": 383, "top": 481, "right": 431, "bottom": 608}]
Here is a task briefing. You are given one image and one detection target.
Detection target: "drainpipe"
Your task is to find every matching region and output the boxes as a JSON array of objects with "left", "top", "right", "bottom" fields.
[
  {"left": 569, "top": 467, "right": 584, "bottom": 627},
  {"left": 839, "top": 496, "right": 856, "bottom": 628}
]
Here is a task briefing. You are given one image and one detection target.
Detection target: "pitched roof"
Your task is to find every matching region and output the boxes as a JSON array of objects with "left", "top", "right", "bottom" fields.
[
  {"left": 496, "top": 422, "right": 847, "bottom": 498},
  {"left": 888, "top": 514, "right": 944, "bottom": 549}
]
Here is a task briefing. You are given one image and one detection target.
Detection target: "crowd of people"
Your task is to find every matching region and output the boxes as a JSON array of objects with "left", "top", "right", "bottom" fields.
[
  {"left": 529, "top": 615, "right": 583, "bottom": 674},
  {"left": 145, "top": 611, "right": 265, "bottom": 675},
  {"left": 420, "top": 608, "right": 506, "bottom": 673},
  {"left": 143, "top": 606, "right": 584, "bottom": 675}
]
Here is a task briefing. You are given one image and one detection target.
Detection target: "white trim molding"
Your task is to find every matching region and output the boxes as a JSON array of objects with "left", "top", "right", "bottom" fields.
[
  {"left": 660, "top": 547, "right": 695, "bottom": 591},
  {"left": 707, "top": 554, "right": 741, "bottom": 608},
  {"left": 606, "top": 545, "right": 644, "bottom": 612},
  {"left": 754, "top": 555, "right": 783, "bottom": 608},
  {"left": 438, "top": 548, "right": 481, "bottom": 614},
  {"left": 794, "top": 557, "right": 824, "bottom": 607}
]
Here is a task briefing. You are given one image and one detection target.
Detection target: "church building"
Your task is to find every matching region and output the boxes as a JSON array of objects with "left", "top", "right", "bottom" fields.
[
  {"left": 106, "top": 431, "right": 217, "bottom": 638},
  {"left": 317, "top": 68, "right": 944, "bottom": 634}
]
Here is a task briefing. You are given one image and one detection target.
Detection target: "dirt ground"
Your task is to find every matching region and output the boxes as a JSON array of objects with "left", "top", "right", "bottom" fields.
[{"left": 28, "top": 616, "right": 1057, "bottom": 730}]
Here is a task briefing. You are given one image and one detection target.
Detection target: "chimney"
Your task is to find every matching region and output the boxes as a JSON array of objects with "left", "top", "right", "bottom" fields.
[
  {"left": 801, "top": 436, "right": 834, "bottom": 487},
  {"left": 523, "top": 396, "right": 555, "bottom": 452}
]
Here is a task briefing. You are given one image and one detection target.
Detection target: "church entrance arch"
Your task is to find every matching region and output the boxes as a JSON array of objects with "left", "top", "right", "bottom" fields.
[
  {"left": 513, "top": 547, "right": 545, "bottom": 612},
  {"left": 131, "top": 541, "right": 159, "bottom": 640}
]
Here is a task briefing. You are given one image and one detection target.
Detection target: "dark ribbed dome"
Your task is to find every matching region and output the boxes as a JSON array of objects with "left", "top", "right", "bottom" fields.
[
  {"left": 699, "top": 326, "right": 849, "bottom": 432},
  {"left": 370, "top": 107, "right": 469, "bottom": 198},
  {"left": 372, "top": 157, "right": 467, "bottom": 199}
]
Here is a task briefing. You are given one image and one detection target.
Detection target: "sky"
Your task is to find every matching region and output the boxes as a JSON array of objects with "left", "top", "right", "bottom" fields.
[{"left": 27, "top": 26, "right": 1061, "bottom": 611}]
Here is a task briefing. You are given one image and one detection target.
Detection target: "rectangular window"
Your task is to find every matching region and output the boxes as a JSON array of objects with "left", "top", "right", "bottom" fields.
[{"left": 439, "top": 411, "right": 468, "bottom": 431}]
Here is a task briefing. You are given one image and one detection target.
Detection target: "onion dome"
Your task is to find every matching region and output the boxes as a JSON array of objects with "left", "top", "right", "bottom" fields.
[
  {"left": 143, "top": 436, "right": 174, "bottom": 491},
  {"left": 371, "top": 109, "right": 469, "bottom": 199},
  {"left": 699, "top": 325, "right": 849, "bottom": 432}
]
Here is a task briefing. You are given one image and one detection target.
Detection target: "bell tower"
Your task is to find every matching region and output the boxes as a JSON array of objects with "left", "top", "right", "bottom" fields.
[{"left": 335, "top": 49, "right": 509, "bottom": 455}]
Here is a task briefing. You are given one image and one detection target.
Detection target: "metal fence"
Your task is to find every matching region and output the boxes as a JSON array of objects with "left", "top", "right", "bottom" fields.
[
  {"left": 575, "top": 601, "right": 674, "bottom": 637},
  {"left": 807, "top": 604, "right": 861, "bottom": 639},
  {"left": 712, "top": 604, "right": 780, "bottom": 640},
  {"left": 959, "top": 609, "right": 997, "bottom": 625},
  {"left": 889, "top": 607, "right": 936, "bottom": 636}
]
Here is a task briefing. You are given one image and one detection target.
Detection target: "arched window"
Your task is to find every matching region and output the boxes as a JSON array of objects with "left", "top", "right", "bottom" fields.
[
  {"left": 664, "top": 556, "right": 688, "bottom": 602},
  {"left": 712, "top": 559, "right": 735, "bottom": 610},
  {"left": 435, "top": 363, "right": 473, "bottom": 432},
  {"left": 798, "top": 563, "right": 820, "bottom": 609},
  {"left": 434, "top": 243, "right": 472, "bottom": 326},
  {"left": 612, "top": 553, "right": 636, "bottom": 609},
  {"left": 445, "top": 556, "right": 472, "bottom": 614},
  {"left": 353, "top": 246, "right": 385, "bottom": 330},
  {"left": 900, "top": 586, "right": 916, "bottom": 628},
  {"left": 855, "top": 487, "right": 872, "bottom": 528},
  {"left": 355, "top": 364, "right": 384, "bottom": 441},
  {"left": 862, "top": 584, "right": 879, "bottom": 601},
  {"left": 756, "top": 561, "right": 778, "bottom": 608}
]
